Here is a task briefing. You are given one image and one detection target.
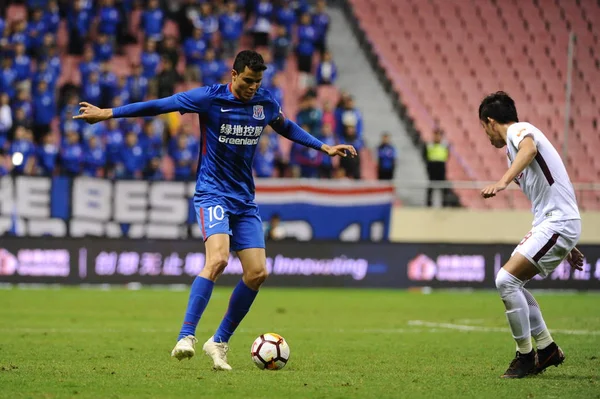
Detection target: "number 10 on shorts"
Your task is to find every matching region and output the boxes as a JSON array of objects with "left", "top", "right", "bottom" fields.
[{"left": 208, "top": 205, "right": 225, "bottom": 223}]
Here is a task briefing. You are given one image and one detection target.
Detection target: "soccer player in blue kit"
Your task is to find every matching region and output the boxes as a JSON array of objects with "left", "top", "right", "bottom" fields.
[{"left": 74, "top": 50, "right": 357, "bottom": 370}]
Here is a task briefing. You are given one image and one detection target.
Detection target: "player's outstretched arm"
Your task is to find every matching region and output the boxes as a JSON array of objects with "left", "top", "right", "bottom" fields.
[
  {"left": 73, "top": 96, "right": 180, "bottom": 124},
  {"left": 270, "top": 115, "right": 357, "bottom": 158},
  {"left": 481, "top": 136, "right": 537, "bottom": 198}
]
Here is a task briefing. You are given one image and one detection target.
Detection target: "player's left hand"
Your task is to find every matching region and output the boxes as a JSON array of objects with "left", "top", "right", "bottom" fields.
[
  {"left": 481, "top": 181, "right": 508, "bottom": 198},
  {"left": 322, "top": 144, "right": 358, "bottom": 158},
  {"left": 566, "top": 247, "right": 584, "bottom": 271}
]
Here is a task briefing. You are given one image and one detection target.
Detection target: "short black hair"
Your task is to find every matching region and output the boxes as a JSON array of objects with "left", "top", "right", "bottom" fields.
[
  {"left": 233, "top": 50, "right": 267, "bottom": 74},
  {"left": 478, "top": 91, "right": 519, "bottom": 124}
]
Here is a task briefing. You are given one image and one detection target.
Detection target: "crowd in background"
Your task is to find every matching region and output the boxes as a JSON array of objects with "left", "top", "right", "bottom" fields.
[{"left": 0, "top": 0, "right": 397, "bottom": 181}]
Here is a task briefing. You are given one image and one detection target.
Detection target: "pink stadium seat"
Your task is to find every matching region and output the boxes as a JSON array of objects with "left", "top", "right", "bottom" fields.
[{"left": 350, "top": 0, "right": 600, "bottom": 209}]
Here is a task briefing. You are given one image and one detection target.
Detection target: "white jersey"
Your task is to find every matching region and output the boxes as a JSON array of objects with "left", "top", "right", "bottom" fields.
[{"left": 506, "top": 122, "right": 580, "bottom": 226}]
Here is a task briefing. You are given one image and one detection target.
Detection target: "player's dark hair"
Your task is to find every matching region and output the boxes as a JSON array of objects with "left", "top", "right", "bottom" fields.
[
  {"left": 478, "top": 91, "right": 519, "bottom": 124},
  {"left": 233, "top": 50, "right": 267, "bottom": 73}
]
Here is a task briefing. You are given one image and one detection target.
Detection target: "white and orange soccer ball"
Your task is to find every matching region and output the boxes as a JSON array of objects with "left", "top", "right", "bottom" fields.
[{"left": 250, "top": 333, "right": 290, "bottom": 370}]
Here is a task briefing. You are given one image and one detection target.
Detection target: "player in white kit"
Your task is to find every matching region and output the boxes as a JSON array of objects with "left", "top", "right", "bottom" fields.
[{"left": 478, "top": 92, "right": 584, "bottom": 378}]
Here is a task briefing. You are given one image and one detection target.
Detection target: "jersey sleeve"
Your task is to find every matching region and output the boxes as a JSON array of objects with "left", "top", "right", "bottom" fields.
[
  {"left": 266, "top": 93, "right": 283, "bottom": 124},
  {"left": 508, "top": 124, "right": 536, "bottom": 150},
  {"left": 172, "top": 86, "right": 213, "bottom": 114}
]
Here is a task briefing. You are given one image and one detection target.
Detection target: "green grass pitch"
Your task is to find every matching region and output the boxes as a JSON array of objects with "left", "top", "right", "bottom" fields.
[{"left": 0, "top": 287, "right": 599, "bottom": 398}]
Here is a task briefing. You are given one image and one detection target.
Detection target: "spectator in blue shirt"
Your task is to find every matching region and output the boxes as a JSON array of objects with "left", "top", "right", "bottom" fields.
[
  {"left": 259, "top": 51, "right": 276, "bottom": 89},
  {"left": 60, "top": 130, "right": 83, "bottom": 177},
  {"left": 79, "top": 47, "right": 100, "bottom": 87},
  {"left": 0, "top": 58, "right": 17, "bottom": 99},
  {"left": 83, "top": 135, "right": 106, "bottom": 177},
  {"left": 82, "top": 71, "right": 102, "bottom": 106},
  {"left": 296, "top": 13, "right": 317, "bottom": 87},
  {"left": 126, "top": 64, "right": 149, "bottom": 103},
  {"left": 253, "top": 138, "right": 275, "bottom": 178},
  {"left": 27, "top": 8, "right": 47, "bottom": 58},
  {"left": 197, "top": 2, "right": 219, "bottom": 44},
  {"left": 13, "top": 89, "right": 33, "bottom": 121},
  {"left": 67, "top": 0, "right": 91, "bottom": 55},
  {"left": 114, "top": 75, "right": 131, "bottom": 105},
  {"left": 98, "top": 0, "right": 120, "bottom": 39},
  {"left": 45, "top": 0, "right": 61, "bottom": 34},
  {"left": 37, "top": 133, "right": 58, "bottom": 176},
  {"left": 43, "top": 43, "right": 61, "bottom": 79},
  {"left": 10, "top": 127, "right": 36, "bottom": 175},
  {"left": 316, "top": 50, "right": 337, "bottom": 85},
  {"left": 94, "top": 33, "right": 114, "bottom": 62},
  {"left": 200, "top": 49, "right": 227, "bottom": 86},
  {"left": 269, "top": 73, "right": 284, "bottom": 110},
  {"left": 13, "top": 43, "right": 32, "bottom": 83},
  {"left": 138, "top": 119, "right": 163, "bottom": 161},
  {"left": 99, "top": 61, "right": 118, "bottom": 108},
  {"left": 271, "top": 25, "right": 291, "bottom": 72},
  {"left": 141, "top": 38, "right": 160, "bottom": 79},
  {"left": 276, "top": 1, "right": 296, "bottom": 37},
  {"left": 253, "top": 0, "right": 273, "bottom": 47},
  {"left": 32, "top": 80, "right": 56, "bottom": 143},
  {"left": 219, "top": 1, "right": 244, "bottom": 59},
  {"left": 183, "top": 27, "right": 207, "bottom": 80},
  {"left": 10, "top": 20, "right": 29, "bottom": 50},
  {"left": 105, "top": 118, "right": 124, "bottom": 175},
  {"left": 172, "top": 134, "right": 194, "bottom": 181},
  {"left": 312, "top": 0, "right": 330, "bottom": 55},
  {"left": 335, "top": 96, "right": 363, "bottom": 144},
  {"left": 141, "top": 0, "right": 164, "bottom": 41},
  {"left": 33, "top": 59, "right": 57, "bottom": 93},
  {"left": 377, "top": 132, "right": 397, "bottom": 181},
  {"left": 118, "top": 131, "right": 145, "bottom": 179}
]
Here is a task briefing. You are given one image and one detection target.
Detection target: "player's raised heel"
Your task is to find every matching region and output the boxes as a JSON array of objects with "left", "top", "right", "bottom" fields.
[
  {"left": 203, "top": 336, "right": 232, "bottom": 371},
  {"left": 501, "top": 350, "right": 537, "bottom": 379},
  {"left": 171, "top": 335, "right": 197, "bottom": 360},
  {"left": 534, "top": 343, "right": 565, "bottom": 374}
]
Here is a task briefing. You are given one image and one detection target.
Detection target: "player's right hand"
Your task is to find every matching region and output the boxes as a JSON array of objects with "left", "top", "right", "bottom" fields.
[
  {"left": 322, "top": 144, "right": 358, "bottom": 158},
  {"left": 73, "top": 102, "right": 112, "bottom": 124},
  {"left": 566, "top": 247, "right": 584, "bottom": 271}
]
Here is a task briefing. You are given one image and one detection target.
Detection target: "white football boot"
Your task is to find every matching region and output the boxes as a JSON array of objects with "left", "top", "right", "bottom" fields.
[
  {"left": 203, "top": 336, "right": 232, "bottom": 371},
  {"left": 171, "top": 335, "right": 197, "bottom": 360}
]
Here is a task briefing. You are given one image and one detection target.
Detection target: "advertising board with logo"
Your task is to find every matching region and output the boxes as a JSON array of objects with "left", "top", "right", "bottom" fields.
[
  {"left": 0, "top": 176, "right": 393, "bottom": 241},
  {"left": 1, "top": 238, "right": 599, "bottom": 290}
]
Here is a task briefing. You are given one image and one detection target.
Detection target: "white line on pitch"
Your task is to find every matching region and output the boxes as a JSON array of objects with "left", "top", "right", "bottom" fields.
[{"left": 408, "top": 320, "right": 600, "bottom": 336}]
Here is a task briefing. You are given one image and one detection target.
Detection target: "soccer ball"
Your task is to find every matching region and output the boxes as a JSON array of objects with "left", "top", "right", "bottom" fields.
[{"left": 251, "top": 333, "right": 290, "bottom": 370}]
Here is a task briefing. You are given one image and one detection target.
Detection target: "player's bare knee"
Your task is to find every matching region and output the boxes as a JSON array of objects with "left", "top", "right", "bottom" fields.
[
  {"left": 244, "top": 268, "right": 268, "bottom": 289},
  {"left": 203, "top": 255, "right": 229, "bottom": 280}
]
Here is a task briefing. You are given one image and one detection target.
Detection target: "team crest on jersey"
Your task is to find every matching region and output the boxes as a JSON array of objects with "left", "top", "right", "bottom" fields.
[{"left": 253, "top": 105, "right": 265, "bottom": 120}]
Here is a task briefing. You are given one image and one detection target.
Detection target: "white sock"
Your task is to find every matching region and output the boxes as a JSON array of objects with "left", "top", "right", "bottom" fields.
[
  {"left": 522, "top": 288, "right": 554, "bottom": 349},
  {"left": 495, "top": 268, "right": 533, "bottom": 354}
]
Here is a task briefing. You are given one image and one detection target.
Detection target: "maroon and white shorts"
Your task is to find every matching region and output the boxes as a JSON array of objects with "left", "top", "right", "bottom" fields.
[{"left": 513, "top": 219, "right": 581, "bottom": 277}]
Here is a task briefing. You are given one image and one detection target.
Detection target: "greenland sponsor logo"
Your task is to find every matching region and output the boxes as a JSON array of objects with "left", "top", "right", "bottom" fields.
[{"left": 219, "top": 124, "right": 263, "bottom": 145}]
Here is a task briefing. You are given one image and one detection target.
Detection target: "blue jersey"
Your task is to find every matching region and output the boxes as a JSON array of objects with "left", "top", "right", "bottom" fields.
[{"left": 172, "top": 84, "right": 280, "bottom": 204}]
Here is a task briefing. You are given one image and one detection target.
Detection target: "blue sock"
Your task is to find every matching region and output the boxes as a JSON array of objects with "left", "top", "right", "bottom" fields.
[
  {"left": 213, "top": 280, "right": 258, "bottom": 343},
  {"left": 178, "top": 276, "right": 214, "bottom": 341}
]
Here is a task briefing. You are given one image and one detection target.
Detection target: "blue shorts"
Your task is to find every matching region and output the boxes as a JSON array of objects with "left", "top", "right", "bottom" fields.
[{"left": 194, "top": 197, "right": 265, "bottom": 252}]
